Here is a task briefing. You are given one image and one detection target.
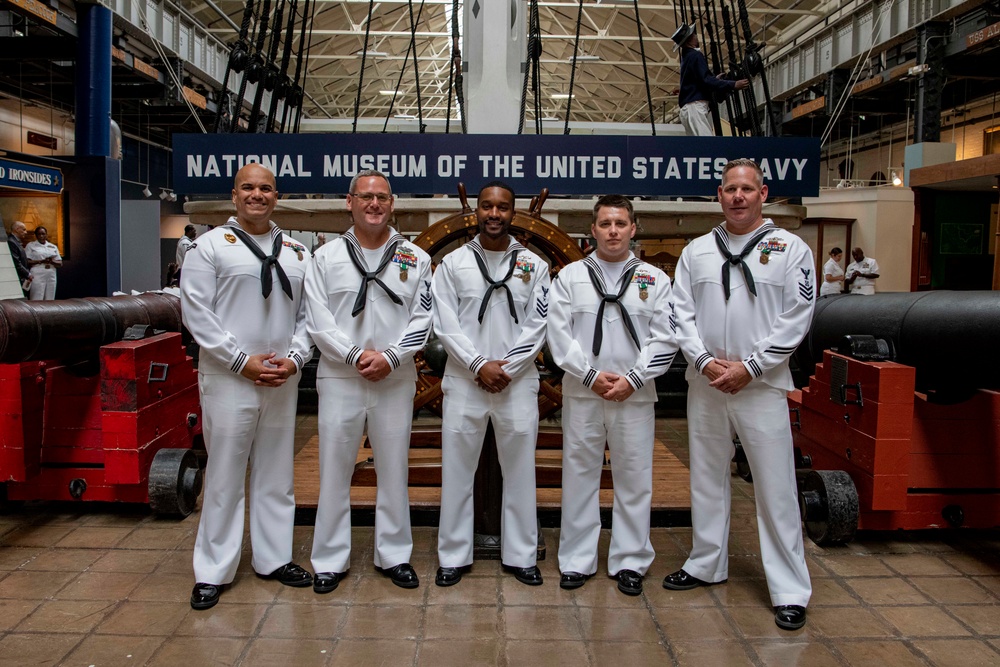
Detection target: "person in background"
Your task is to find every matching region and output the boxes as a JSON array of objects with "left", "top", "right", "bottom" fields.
[
  {"left": 175, "top": 224, "right": 197, "bottom": 282},
  {"left": 671, "top": 23, "right": 749, "bottom": 137},
  {"left": 25, "top": 225, "right": 61, "bottom": 300},
  {"left": 7, "top": 220, "right": 32, "bottom": 297},
  {"left": 819, "top": 247, "right": 844, "bottom": 297},
  {"left": 844, "top": 247, "right": 880, "bottom": 295}
]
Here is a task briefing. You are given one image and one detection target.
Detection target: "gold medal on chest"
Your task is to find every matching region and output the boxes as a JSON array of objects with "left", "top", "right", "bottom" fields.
[
  {"left": 296, "top": 250, "right": 303, "bottom": 261},
  {"left": 399, "top": 265, "right": 408, "bottom": 282},
  {"left": 639, "top": 288, "right": 649, "bottom": 301},
  {"left": 760, "top": 250, "right": 770, "bottom": 264},
  {"left": 224, "top": 233, "right": 237, "bottom": 244},
  {"left": 521, "top": 271, "right": 531, "bottom": 283}
]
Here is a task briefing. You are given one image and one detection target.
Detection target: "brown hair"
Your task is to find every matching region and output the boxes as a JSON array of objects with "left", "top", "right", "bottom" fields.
[{"left": 592, "top": 194, "right": 635, "bottom": 224}]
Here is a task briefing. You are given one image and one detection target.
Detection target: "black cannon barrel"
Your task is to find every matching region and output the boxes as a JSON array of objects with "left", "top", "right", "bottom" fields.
[
  {"left": 795, "top": 291, "right": 1000, "bottom": 391},
  {"left": 0, "top": 294, "right": 182, "bottom": 363}
]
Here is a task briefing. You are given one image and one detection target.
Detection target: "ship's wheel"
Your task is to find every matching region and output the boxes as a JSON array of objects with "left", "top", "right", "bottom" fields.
[{"left": 411, "top": 185, "right": 585, "bottom": 420}]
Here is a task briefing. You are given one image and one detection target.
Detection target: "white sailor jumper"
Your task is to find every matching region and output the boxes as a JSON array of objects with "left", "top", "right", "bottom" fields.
[
  {"left": 432, "top": 236, "right": 550, "bottom": 568},
  {"left": 547, "top": 253, "right": 677, "bottom": 576},
  {"left": 305, "top": 228, "right": 433, "bottom": 572},
  {"left": 181, "top": 218, "right": 312, "bottom": 585},
  {"left": 673, "top": 220, "right": 814, "bottom": 607}
]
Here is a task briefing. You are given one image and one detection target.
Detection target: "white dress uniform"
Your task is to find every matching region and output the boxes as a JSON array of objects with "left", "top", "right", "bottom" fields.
[
  {"left": 547, "top": 253, "right": 677, "bottom": 576},
  {"left": 305, "top": 227, "right": 433, "bottom": 573},
  {"left": 673, "top": 219, "right": 814, "bottom": 608},
  {"left": 176, "top": 234, "right": 195, "bottom": 268},
  {"left": 819, "top": 257, "right": 844, "bottom": 297},
  {"left": 846, "top": 256, "right": 879, "bottom": 295},
  {"left": 432, "top": 235, "right": 550, "bottom": 568},
  {"left": 24, "top": 239, "right": 61, "bottom": 300},
  {"left": 181, "top": 217, "right": 312, "bottom": 585}
]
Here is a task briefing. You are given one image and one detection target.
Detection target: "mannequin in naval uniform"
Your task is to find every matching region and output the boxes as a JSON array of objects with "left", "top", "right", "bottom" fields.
[
  {"left": 665, "top": 158, "right": 814, "bottom": 631},
  {"left": 432, "top": 181, "right": 550, "bottom": 587},
  {"left": 182, "top": 163, "right": 314, "bottom": 610},
  {"left": 305, "top": 169, "right": 432, "bottom": 592}
]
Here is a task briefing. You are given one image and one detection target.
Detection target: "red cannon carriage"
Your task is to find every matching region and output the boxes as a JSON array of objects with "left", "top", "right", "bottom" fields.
[
  {"left": 786, "top": 291, "right": 1000, "bottom": 544},
  {"left": 0, "top": 294, "right": 203, "bottom": 515}
]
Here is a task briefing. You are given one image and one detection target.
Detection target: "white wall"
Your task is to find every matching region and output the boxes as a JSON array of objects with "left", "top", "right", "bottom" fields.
[
  {"left": 803, "top": 186, "right": 915, "bottom": 293},
  {"left": 121, "top": 200, "right": 163, "bottom": 293},
  {"left": 0, "top": 100, "right": 75, "bottom": 155}
]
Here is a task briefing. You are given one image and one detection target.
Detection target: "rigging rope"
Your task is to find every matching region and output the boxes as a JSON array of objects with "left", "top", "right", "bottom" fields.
[
  {"left": 382, "top": 0, "right": 426, "bottom": 132},
  {"left": 633, "top": 0, "right": 656, "bottom": 135},
  {"left": 293, "top": 0, "right": 318, "bottom": 133},
  {"left": 214, "top": 0, "right": 256, "bottom": 132},
  {"left": 407, "top": 0, "right": 426, "bottom": 133},
  {"left": 266, "top": 0, "right": 298, "bottom": 131},
  {"left": 563, "top": 0, "right": 584, "bottom": 135},
  {"left": 352, "top": 0, "right": 376, "bottom": 134}
]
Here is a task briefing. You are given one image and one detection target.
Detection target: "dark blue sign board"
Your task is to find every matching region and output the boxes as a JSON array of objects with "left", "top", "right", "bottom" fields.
[
  {"left": 173, "top": 134, "right": 820, "bottom": 198},
  {"left": 0, "top": 157, "right": 63, "bottom": 194}
]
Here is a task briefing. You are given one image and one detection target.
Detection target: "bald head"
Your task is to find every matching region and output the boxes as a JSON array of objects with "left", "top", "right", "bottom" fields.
[{"left": 232, "top": 163, "right": 278, "bottom": 231}]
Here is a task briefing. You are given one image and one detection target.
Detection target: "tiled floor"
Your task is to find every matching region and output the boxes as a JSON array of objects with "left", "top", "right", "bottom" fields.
[{"left": 3, "top": 417, "right": 1000, "bottom": 666}]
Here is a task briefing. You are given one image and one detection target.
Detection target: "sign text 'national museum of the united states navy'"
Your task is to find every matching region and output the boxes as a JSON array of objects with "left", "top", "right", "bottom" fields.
[{"left": 173, "top": 134, "right": 820, "bottom": 198}]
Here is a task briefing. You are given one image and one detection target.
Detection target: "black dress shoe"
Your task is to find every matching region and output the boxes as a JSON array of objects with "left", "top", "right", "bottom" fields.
[
  {"left": 559, "top": 571, "right": 590, "bottom": 590},
  {"left": 377, "top": 563, "right": 419, "bottom": 589},
  {"left": 616, "top": 569, "right": 643, "bottom": 596},
  {"left": 504, "top": 565, "right": 543, "bottom": 586},
  {"left": 258, "top": 562, "right": 314, "bottom": 587},
  {"left": 774, "top": 605, "right": 807, "bottom": 630},
  {"left": 662, "top": 569, "right": 721, "bottom": 591},
  {"left": 190, "top": 582, "right": 222, "bottom": 610},
  {"left": 435, "top": 566, "right": 463, "bottom": 587},
  {"left": 313, "top": 571, "right": 344, "bottom": 594}
]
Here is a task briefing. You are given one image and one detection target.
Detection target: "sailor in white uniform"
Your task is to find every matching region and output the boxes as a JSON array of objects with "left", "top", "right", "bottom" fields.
[
  {"left": 181, "top": 163, "right": 314, "bottom": 610},
  {"left": 24, "top": 226, "right": 61, "bottom": 300},
  {"left": 845, "top": 247, "right": 880, "bottom": 295},
  {"left": 664, "top": 158, "right": 814, "bottom": 631},
  {"left": 547, "top": 194, "right": 677, "bottom": 596},
  {"left": 432, "top": 181, "right": 550, "bottom": 587},
  {"left": 305, "top": 170, "right": 432, "bottom": 592}
]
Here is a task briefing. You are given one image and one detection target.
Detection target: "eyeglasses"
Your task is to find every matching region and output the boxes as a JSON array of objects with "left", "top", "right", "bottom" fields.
[{"left": 351, "top": 192, "right": 391, "bottom": 204}]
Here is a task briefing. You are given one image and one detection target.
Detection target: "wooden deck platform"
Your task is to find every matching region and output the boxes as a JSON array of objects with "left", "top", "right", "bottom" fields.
[{"left": 293, "top": 433, "right": 691, "bottom": 521}]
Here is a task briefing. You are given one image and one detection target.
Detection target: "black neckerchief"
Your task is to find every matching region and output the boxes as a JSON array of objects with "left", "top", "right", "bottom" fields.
[
  {"left": 712, "top": 223, "right": 775, "bottom": 300},
  {"left": 344, "top": 232, "right": 403, "bottom": 317},
  {"left": 227, "top": 223, "right": 293, "bottom": 299},
  {"left": 471, "top": 243, "right": 520, "bottom": 324},
  {"left": 583, "top": 257, "right": 641, "bottom": 356}
]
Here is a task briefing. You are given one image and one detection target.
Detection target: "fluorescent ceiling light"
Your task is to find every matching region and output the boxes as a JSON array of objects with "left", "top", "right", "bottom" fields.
[
  {"left": 551, "top": 93, "right": 575, "bottom": 99},
  {"left": 570, "top": 55, "right": 601, "bottom": 62},
  {"left": 379, "top": 90, "right": 398, "bottom": 95},
  {"left": 394, "top": 113, "right": 416, "bottom": 119},
  {"left": 356, "top": 50, "right": 388, "bottom": 57},
  {"left": 541, "top": 116, "right": 560, "bottom": 121}
]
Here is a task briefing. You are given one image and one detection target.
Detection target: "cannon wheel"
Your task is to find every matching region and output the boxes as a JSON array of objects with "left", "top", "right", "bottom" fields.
[
  {"left": 411, "top": 185, "right": 586, "bottom": 420},
  {"left": 799, "top": 470, "right": 858, "bottom": 545},
  {"left": 148, "top": 448, "right": 203, "bottom": 517}
]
